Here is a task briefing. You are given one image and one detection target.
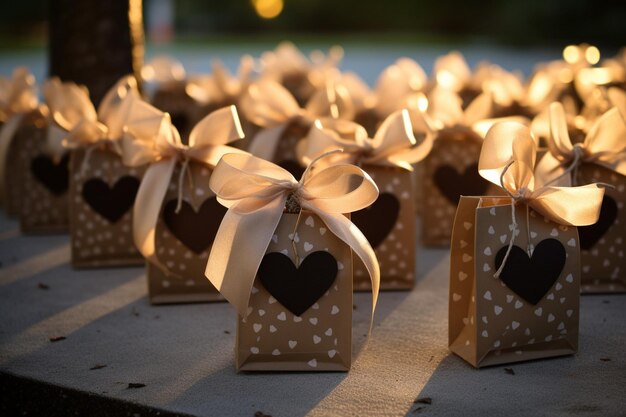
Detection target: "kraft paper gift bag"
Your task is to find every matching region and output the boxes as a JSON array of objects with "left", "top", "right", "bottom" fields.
[
  {"left": 0, "top": 68, "right": 43, "bottom": 217},
  {"left": 54, "top": 76, "right": 146, "bottom": 267},
  {"left": 205, "top": 152, "right": 380, "bottom": 372},
  {"left": 240, "top": 80, "right": 354, "bottom": 179},
  {"left": 409, "top": 87, "right": 518, "bottom": 247},
  {"left": 297, "top": 111, "right": 429, "bottom": 290},
  {"left": 123, "top": 97, "right": 248, "bottom": 304},
  {"left": 536, "top": 101, "right": 626, "bottom": 293},
  {"left": 449, "top": 121, "right": 604, "bottom": 368}
]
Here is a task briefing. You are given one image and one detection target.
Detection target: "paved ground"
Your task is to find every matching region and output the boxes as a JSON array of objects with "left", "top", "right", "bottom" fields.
[{"left": 0, "top": 210, "right": 624, "bottom": 417}]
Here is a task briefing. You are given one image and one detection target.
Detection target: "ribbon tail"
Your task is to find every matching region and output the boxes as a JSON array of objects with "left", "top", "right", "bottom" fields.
[
  {"left": 205, "top": 196, "right": 287, "bottom": 318},
  {"left": 314, "top": 211, "right": 380, "bottom": 327},
  {"left": 133, "top": 159, "right": 177, "bottom": 269},
  {"left": 0, "top": 113, "right": 26, "bottom": 203},
  {"left": 247, "top": 124, "right": 287, "bottom": 161}
]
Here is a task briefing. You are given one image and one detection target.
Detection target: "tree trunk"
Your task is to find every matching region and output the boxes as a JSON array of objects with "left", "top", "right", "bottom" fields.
[{"left": 48, "top": 0, "right": 144, "bottom": 106}]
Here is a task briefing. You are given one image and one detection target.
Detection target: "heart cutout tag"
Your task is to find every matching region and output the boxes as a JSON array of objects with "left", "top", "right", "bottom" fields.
[
  {"left": 258, "top": 251, "right": 338, "bottom": 316},
  {"left": 351, "top": 193, "right": 400, "bottom": 248},
  {"left": 82, "top": 176, "right": 140, "bottom": 223},
  {"left": 578, "top": 195, "right": 618, "bottom": 250},
  {"left": 433, "top": 163, "right": 490, "bottom": 205},
  {"left": 494, "top": 238, "right": 566, "bottom": 305},
  {"left": 30, "top": 153, "right": 70, "bottom": 196},
  {"left": 162, "top": 197, "right": 227, "bottom": 254}
]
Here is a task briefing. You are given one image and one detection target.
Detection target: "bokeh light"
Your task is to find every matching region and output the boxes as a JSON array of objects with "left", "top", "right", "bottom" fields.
[{"left": 252, "top": 0, "right": 284, "bottom": 19}]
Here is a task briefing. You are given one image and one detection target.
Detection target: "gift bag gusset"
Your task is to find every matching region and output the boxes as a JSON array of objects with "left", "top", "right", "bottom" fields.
[
  {"left": 0, "top": 67, "right": 42, "bottom": 216},
  {"left": 449, "top": 121, "right": 605, "bottom": 368},
  {"left": 411, "top": 87, "right": 522, "bottom": 246},
  {"left": 56, "top": 76, "right": 146, "bottom": 267},
  {"left": 240, "top": 79, "right": 354, "bottom": 179},
  {"left": 536, "top": 99, "right": 626, "bottom": 292},
  {"left": 205, "top": 152, "right": 380, "bottom": 371},
  {"left": 298, "top": 110, "right": 431, "bottom": 290},
  {"left": 123, "top": 98, "right": 248, "bottom": 304}
]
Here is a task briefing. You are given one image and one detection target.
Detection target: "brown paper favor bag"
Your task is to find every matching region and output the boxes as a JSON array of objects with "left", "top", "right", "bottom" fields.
[
  {"left": 421, "top": 128, "right": 499, "bottom": 246},
  {"left": 296, "top": 111, "right": 427, "bottom": 290},
  {"left": 2, "top": 110, "right": 47, "bottom": 217},
  {"left": 576, "top": 164, "right": 625, "bottom": 292},
  {"left": 123, "top": 98, "right": 248, "bottom": 304},
  {"left": 205, "top": 152, "right": 380, "bottom": 372},
  {"left": 19, "top": 128, "right": 69, "bottom": 234},
  {"left": 69, "top": 148, "right": 145, "bottom": 268},
  {"left": 353, "top": 166, "right": 416, "bottom": 290},
  {"left": 0, "top": 68, "right": 41, "bottom": 216},
  {"left": 535, "top": 102, "right": 626, "bottom": 293},
  {"left": 241, "top": 80, "right": 354, "bottom": 179},
  {"left": 148, "top": 161, "right": 225, "bottom": 303},
  {"left": 237, "top": 210, "right": 353, "bottom": 371},
  {"left": 450, "top": 120, "right": 605, "bottom": 367},
  {"left": 449, "top": 196, "right": 580, "bottom": 367}
]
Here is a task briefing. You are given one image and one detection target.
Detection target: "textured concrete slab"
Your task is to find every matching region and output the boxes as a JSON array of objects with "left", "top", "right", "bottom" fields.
[{"left": 0, "top": 211, "right": 624, "bottom": 417}]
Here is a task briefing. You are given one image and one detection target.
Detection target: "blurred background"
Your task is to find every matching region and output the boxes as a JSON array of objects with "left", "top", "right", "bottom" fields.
[{"left": 1, "top": 0, "right": 625, "bottom": 83}]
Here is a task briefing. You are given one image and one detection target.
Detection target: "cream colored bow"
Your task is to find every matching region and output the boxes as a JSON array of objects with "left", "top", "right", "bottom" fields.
[
  {"left": 479, "top": 121, "right": 605, "bottom": 277},
  {"left": 122, "top": 98, "right": 247, "bottom": 272},
  {"left": 0, "top": 67, "right": 40, "bottom": 203},
  {"left": 535, "top": 102, "right": 626, "bottom": 187},
  {"left": 205, "top": 151, "right": 380, "bottom": 319},
  {"left": 240, "top": 79, "right": 354, "bottom": 160},
  {"left": 298, "top": 109, "right": 432, "bottom": 171},
  {"left": 43, "top": 76, "right": 139, "bottom": 163}
]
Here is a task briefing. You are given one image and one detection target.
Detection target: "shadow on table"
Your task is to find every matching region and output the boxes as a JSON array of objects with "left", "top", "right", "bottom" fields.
[{"left": 167, "top": 365, "right": 347, "bottom": 417}]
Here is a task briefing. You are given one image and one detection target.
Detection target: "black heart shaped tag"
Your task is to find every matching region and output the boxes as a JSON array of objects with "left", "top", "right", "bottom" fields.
[
  {"left": 30, "top": 153, "right": 70, "bottom": 196},
  {"left": 82, "top": 176, "right": 140, "bottom": 223},
  {"left": 578, "top": 195, "right": 618, "bottom": 250},
  {"left": 351, "top": 193, "right": 400, "bottom": 248},
  {"left": 494, "top": 238, "right": 566, "bottom": 305},
  {"left": 258, "top": 251, "right": 338, "bottom": 316},
  {"left": 433, "top": 163, "right": 490, "bottom": 205},
  {"left": 162, "top": 197, "right": 227, "bottom": 254}
]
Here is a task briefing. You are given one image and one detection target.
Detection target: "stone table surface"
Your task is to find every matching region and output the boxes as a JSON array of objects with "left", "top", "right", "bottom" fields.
[{"left": 0, "top": 212, "right": 625, "bottom": 417}]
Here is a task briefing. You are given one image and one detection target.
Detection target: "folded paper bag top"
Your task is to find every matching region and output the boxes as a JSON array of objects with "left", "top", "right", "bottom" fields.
[
  {"left": 478, "top": 121, "right": 605, "bottom": 276},
  {"left": 122, "top": 96, "right": 248, "bottom": 275},
  {"left": 297, "top": 109, "right": 432, "bottom": 171},
  {"left": 239, "top": 79, "right": 354, "bottom": 161},
  {"left": 535, "top": 101, "right": 626, "bottom": 187},
  {"left": 205, "top": 151, "right": 380, "bottom": 319}
]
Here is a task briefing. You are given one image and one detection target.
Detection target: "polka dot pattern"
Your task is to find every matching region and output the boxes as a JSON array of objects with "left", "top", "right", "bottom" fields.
[
  {"left": 449, "top": 197, "right": 580, "bottom": 367},
  {"left": 148, "top": 161, "right": 223, "bottom": 304},
  {"left": 18, "top": 126, "right": 69, "bottom": 233},
  {"left": 237, "top": 211, "right": 352, "bottom": 371},
  {"left": 3, "top": 112, "right": 45, "bottom": 217},
  {"left": 69, "top": 148, "right": 145, "bottom": 268},
  {"left": 354, "top": 166, "right": 416, "bottom": 291},
  {"left": 577, "top": 164, "right": 626, "bottom": 293}
]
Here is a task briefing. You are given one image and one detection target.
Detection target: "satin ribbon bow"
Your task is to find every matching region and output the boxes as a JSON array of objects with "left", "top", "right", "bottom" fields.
[
  {"left": 479, "top": 121, "right": 605, "bottom": 277},
  {"left": 240, "top": 79, "right": 354, "bottom": 160},
  {"left": 536, "top": 101, "right": 626, "bottom": 187},
  {"left": 0, "top": 67, "right": 40, "bottom": 203},
  {"left": 46, "top": 76, "right": 139, "bottom": 168},
  {"left": 298, "top": 109, "right": 433, "bottom": 171},
  {"left": 205, "top": 151, "right": 380, "bottom": 319},
  {"left": 122, "top": 97, "right": 247, "bottom": 272}
]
